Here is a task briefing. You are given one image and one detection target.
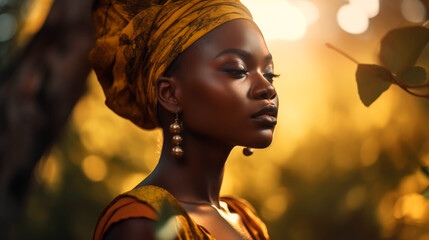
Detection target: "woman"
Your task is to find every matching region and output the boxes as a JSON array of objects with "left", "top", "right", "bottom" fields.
[{"left": 90, "top": 0, "right": 278, "bottom": 239}]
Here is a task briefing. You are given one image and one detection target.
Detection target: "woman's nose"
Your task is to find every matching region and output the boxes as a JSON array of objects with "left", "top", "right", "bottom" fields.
[{"left": 250, "top": 74, "right": 277, "bottom": 100}]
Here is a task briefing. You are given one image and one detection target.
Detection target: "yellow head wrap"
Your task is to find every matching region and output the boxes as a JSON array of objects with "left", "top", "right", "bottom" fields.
[{"left": 89, "top": 0, "right": 253, "bottom": 129}]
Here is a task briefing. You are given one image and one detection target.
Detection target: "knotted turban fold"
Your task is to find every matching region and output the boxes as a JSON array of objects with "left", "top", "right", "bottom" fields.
[{"left": 89, "top": 0, "right": 253, "bottom": 129}]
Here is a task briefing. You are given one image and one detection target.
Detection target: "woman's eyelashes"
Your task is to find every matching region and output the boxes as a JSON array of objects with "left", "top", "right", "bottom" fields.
[
  {"left": 263, "top": 73, "right": 280, "bottom": 84},
  {"left": 222, "top": 68, "right": 248, "bottom": 79},
  {"left": 221, "top": 66, "right": 279, "bottom": 83}
]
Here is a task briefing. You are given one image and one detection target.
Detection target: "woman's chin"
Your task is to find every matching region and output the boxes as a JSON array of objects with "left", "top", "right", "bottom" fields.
[
  {"left": 252, "top": 139, "right": 273, "bottom": 149},
  {"left": 243, "top": 133, "right": 274, "bottom": 149}
]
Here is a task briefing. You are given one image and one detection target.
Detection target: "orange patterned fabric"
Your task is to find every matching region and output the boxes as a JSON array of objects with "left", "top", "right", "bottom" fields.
[
  {"left": 89, "top": 0, "right": 253, "bottom": 129},
  {"left": 93, "top": 185, "right": 270, "bottom": 240},
  {"left": 221, "top": 197, "right": 270, "bottom": 240},
  {"left": 93, "top": 196, "right": 157, "bottom": 240}
]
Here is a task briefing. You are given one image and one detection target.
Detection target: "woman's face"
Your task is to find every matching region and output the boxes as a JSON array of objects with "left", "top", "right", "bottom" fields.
[{"left": 175, "top": 19, "right": 279, "bottom": 149}]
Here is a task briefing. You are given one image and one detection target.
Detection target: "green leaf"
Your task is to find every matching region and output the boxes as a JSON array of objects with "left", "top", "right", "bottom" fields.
[
  {"left": 356, "top": 64, "right": 393, "bottom": 107},
  {"left": 380, "top": 26, "right": 429, "bottom": 73},
  {"left": 422, "top": 186, "right": 429, "bottom": 199},
  {"left": 397, "top": 66, "right": 427, "bottom": 85},
  {"left": 154, "top": 199, "right": 181, "bottom": 240}
]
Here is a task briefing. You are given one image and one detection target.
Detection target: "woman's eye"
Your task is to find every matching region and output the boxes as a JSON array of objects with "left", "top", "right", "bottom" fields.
[
  {"left": 223, "top": 69, "right": 248, "bottom": 79},
  {"left": 263, "top": 73, "right": 280, "bottom": 84}
]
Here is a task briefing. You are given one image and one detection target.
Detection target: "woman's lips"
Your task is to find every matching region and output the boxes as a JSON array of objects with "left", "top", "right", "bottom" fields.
[
  {"left": 251, "top": 104, "right": 278, "bottom": 127},
  {"left": 252, "top": 114, "right": 277, "bottom": 127}
]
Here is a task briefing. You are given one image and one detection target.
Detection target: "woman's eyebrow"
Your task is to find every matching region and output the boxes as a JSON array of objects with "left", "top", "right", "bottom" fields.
[
  {"left": 215, "top": 48, "right": 273, "bottom": 64},
  {"left": 215, "top": 48, "right": 252, "bottom": 59}
]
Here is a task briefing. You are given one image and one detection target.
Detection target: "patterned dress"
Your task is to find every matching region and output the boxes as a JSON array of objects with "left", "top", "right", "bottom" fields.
[{"left": 93, "top": 185, "right": 270, "bottom": 240}]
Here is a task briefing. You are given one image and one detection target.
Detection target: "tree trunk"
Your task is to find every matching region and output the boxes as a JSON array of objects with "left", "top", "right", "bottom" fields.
[{"left": 0, "top": 0, "right": 94, "bottom": 238}]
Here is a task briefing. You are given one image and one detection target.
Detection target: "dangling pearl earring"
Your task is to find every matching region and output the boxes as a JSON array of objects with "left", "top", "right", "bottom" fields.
[
  {"left": 243, "top": 147, "right": 254, "bottom": 156},
  {"left": 170, "top": 113, "right": 184, "bottom": 158}
]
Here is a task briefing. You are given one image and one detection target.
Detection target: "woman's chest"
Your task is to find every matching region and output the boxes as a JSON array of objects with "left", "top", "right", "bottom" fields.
[{"left": 182, "top": 204, "right": 253, "bottom": 240}]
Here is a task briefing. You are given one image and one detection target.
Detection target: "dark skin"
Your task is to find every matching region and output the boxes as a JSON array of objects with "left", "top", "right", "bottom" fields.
[{"left": 104, "top": 19, "right": 278, "bottom": 240}]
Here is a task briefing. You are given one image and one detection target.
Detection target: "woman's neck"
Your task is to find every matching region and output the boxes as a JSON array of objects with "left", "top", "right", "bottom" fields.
[{"left": 138, "top": 130, "right": 233, "bottom": 208}]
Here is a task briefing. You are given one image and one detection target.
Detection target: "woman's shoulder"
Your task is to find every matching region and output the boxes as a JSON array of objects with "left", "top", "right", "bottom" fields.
[
  {"left": 93, "top": 185, "right": 210, "bottom": 240},
  {"left": 93, "top": 186, "right": 164, "bottom": 240}
]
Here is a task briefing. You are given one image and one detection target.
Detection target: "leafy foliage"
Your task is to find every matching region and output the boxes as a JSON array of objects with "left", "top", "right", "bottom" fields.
[
  {"left": 380, "top": 27, "right": 429, "bottom": 73},
  {"left": 328, "top": 25, "right": 429, "bottom": 199},
  {"left": 329, "top": 26, "right": 429, "bottom": 107},
  {"left": 355, "top": 64, "right": 392, "bottom": 106},
  {"left": 397, "top": 66, "right": 427, "bottom": 85}
]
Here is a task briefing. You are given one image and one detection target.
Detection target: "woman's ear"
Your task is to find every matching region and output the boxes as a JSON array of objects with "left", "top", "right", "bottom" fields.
[{"left": 156, "top": 76, "right": 182, "bottom": 113}]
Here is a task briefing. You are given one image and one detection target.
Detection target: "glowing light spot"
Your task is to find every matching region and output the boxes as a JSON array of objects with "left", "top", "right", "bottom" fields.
[
  {"left": 345, "top": 186, "right": 366, "bottom": 210},
  {"left": 82, "top": 155, "right": 107, "bottom": 182},
  {"left": 349, "top": 0, "right": 380, "bottom": 18},
  {"left": 394, "top": 193, "right": 428, "bottom": 220},
  {"left": 337, "top": 3, "right": 369, "bottom": 34},
  {"left": 401, "top": 0, "right": 426, "bottom": 23},
  {"left": 398, "top": 175, "right": 420, "bottom": 195},
  {"left": 36, "top": 152, "right": 61, "bottom": 190},
  {"left": 0, "top": 13, "right": 16, "bottom": 42},
  {"left": 241, "top": 0, "right": 307, "bottom": 41},
  {"left": 292, "top": 0, "right": 320, "bottom": 26},
  {"left": 261, "top": 188, "right": 289, "bottom": 220}
]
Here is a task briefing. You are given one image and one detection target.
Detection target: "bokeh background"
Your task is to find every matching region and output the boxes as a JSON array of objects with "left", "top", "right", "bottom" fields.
[{"left": 2, "top": 0, "right": 429, "bottom": 239}]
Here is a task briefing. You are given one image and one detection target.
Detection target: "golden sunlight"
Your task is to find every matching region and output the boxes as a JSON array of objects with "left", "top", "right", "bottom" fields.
[
  {"left": 292, "top": 0, "right": 319, "bottom": 26},
  {"left": 394, "top": 193, "right": 428, "bottom": 221},
  {"left": 337, "top": 3, "right": 369, "bottom": 34},
  {"left": 261, "top": 188, "right": 289, "bottom": 221},
  {"left": 241, "top": 0, "right": 307, "bottom": 41},
  {"left": 349, "top": 0, "right": 380, "bottom": 18},
  {"left": 82, "top": 155, "right": 107, "bottom": 182},
  {"left": 21, "top": 1, "right": 429, "bottom": 238},
  {"left": 120, "top": 173, "right": 147, "bottom": 193},
  {"left": 35, "top": 149, "right": 62, "bottom": 190}
]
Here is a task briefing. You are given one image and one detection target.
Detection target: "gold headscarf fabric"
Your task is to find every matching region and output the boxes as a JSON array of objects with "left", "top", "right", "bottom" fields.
[{"left": 89, "top": 0, "right": 253, "bottom": 129}]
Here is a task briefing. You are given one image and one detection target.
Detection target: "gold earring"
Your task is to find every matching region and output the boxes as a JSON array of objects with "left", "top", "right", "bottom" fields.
[
  {"left": 170, "top": 113, "right": 184, "bottom": 158},
  {"left": 243, "top": 147, "right": 254, "bottom": 156}
]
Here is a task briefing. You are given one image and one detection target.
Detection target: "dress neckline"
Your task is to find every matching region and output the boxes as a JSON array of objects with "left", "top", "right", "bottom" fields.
[{"left": 128, "top": 185, "right": 254, "bottom": 240}]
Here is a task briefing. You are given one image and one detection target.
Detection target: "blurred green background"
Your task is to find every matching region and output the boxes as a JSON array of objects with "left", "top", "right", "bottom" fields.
[{"left": 2, "top": 0, "right": 429, "bottom": 239}]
